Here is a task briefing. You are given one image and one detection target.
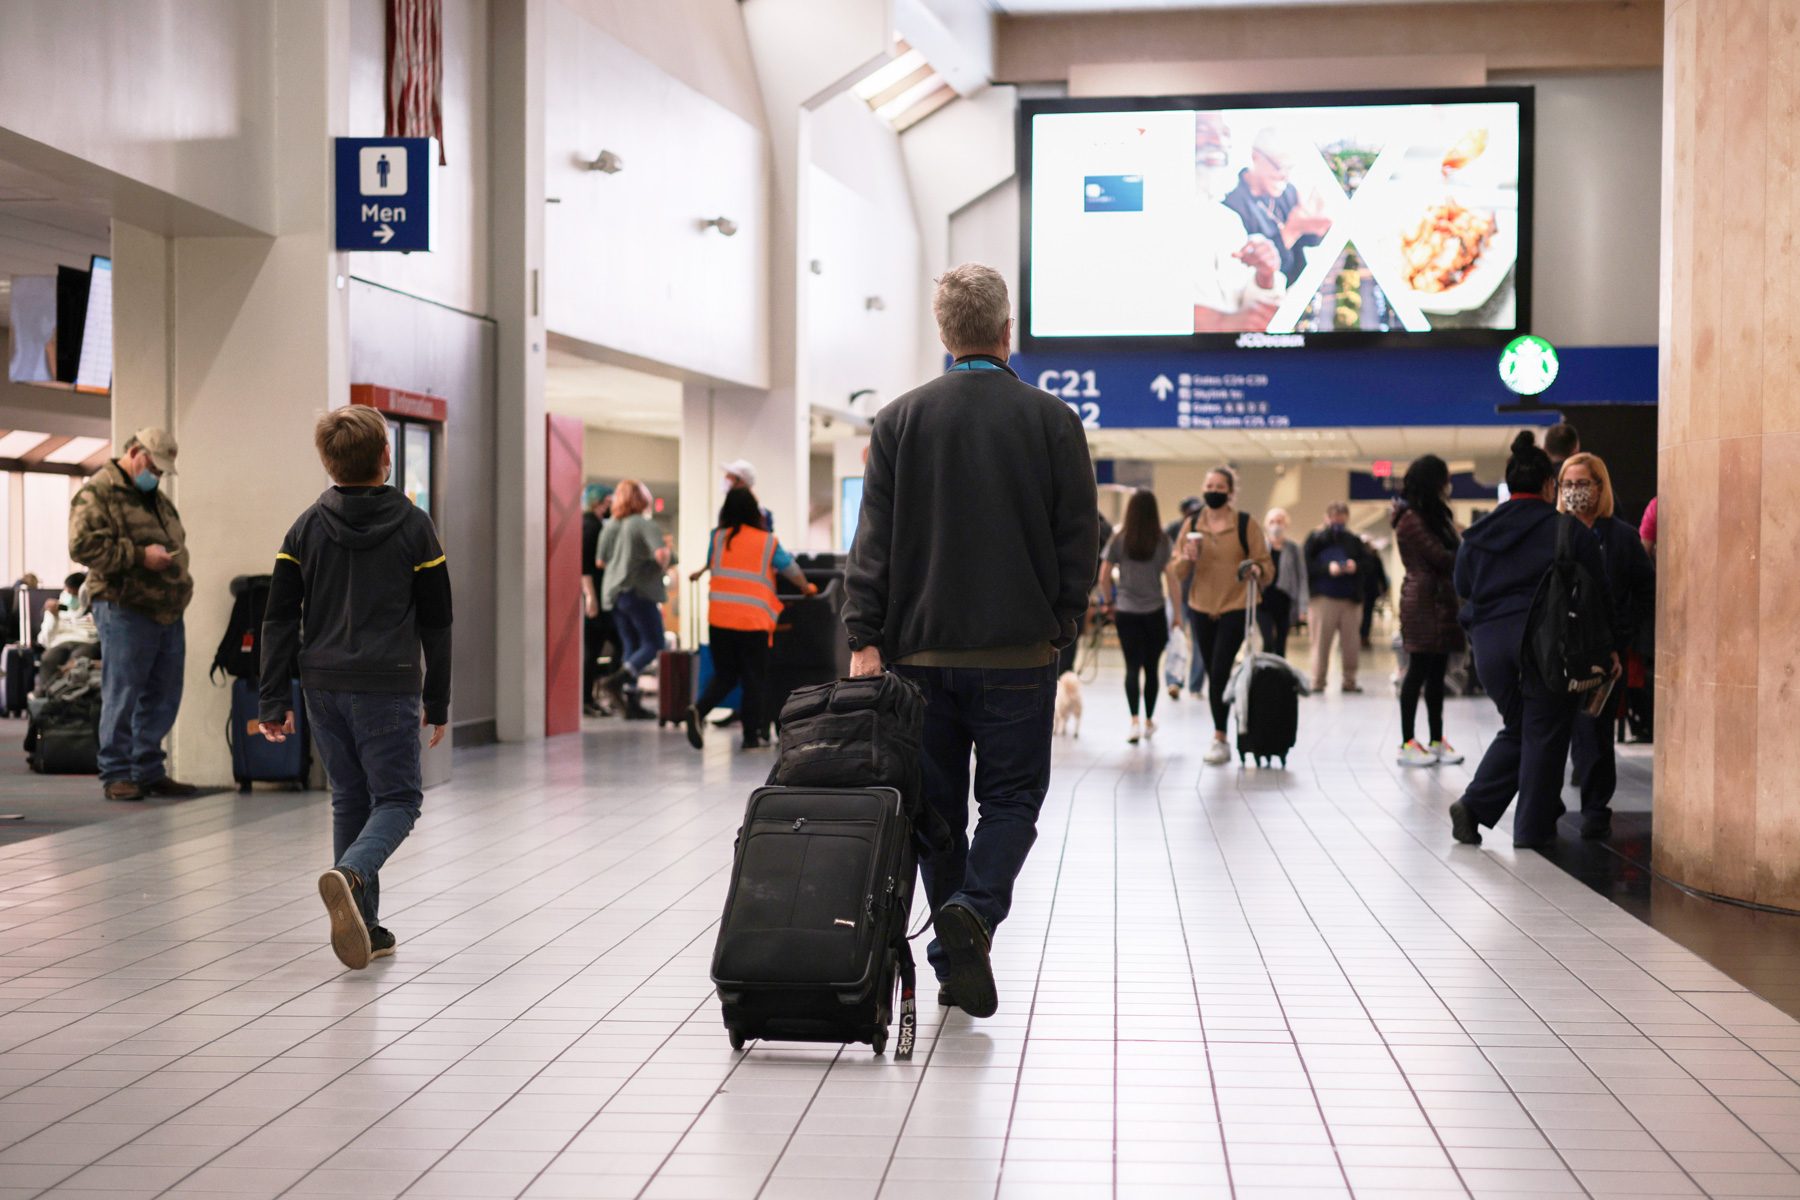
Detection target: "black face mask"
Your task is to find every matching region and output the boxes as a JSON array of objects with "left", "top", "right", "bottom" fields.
[{"left": 1202, "top": 492, "right": 1230, "bottom": 510}]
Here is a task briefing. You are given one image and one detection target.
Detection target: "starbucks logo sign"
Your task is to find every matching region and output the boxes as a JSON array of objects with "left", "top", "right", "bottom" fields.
[{"left": 1499, "top": 335, "right": 1559, "bottom": 396}]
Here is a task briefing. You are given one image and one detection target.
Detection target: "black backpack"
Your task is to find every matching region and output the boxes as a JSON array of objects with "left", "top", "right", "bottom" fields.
[
  {"left": 211, "top": 574, "right": 272, "bottom": 683},
  {"left": 770, "top": 673, "right": 952, "bottom": 852},
  {"left": 1522, "top": 516, "right": 1615, "bottom": 696}
]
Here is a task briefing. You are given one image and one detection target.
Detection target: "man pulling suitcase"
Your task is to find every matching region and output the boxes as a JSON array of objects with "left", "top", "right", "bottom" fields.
[{"left": 841, "top": 264, "right": 1097, "bottom": 1018}]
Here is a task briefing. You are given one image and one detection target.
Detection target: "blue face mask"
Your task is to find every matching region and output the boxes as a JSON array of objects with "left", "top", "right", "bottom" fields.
[{"left": 133, "top": 469, "right": 159, "bottom": 493}]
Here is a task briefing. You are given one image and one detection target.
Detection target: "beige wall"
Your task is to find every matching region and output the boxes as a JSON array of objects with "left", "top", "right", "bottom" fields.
[
  {"left": 996, "top": 2, "right": 1663, "bottom": 82},
  {"left": 583, "top": 428, "right": 679, "bottom": 487},
  {"left": 1653, "top": 0, "right": 1800, "bottom": 909}
]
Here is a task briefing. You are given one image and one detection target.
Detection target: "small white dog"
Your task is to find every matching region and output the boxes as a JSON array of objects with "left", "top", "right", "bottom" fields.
[{"left": 1054, "top": 671, "right": 1083, "bottom": 738}]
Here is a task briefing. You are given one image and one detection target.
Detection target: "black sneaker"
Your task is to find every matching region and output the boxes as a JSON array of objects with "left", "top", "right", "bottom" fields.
[
  {"left": 318, "top": 867, "right": 372, "bottom": 970},
  {"left": 1448, "top": 800, "right": 1482, "bottom": 846},
  {"left": 1580, "top": 810, "right": 1613, "bottom": 840},
  {"left": 935, "top": 902, "right": 997, "bottom": 1019},
  {"left": 369, "top": 926, "right": 397, "bottom": 960},
  {"left": 684, "top": 706, "right": 705, "bottom": 750}
]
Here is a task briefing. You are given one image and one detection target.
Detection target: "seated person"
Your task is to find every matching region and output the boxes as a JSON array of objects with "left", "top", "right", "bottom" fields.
[{"left": 38, "top": 572, "right": 101, "bottom": 690}]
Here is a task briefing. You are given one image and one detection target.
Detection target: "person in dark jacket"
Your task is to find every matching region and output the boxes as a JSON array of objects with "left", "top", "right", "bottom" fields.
[
  {"left": 1557, "top": 452, "right": 1654, "bottom": 838},
  {"left": 1390, "top": 455, "right": 1465, "bottom": 767},
  {"left": 1304, "top": 502, "right": 1366, "bottom": 692},
  {"left": 1449, "top": 431, "right": 1609, "bottom": 850},
  {"left": 844, "top": 262, "right": 1097, "bottom": 1020},
  {"left": 259, "top": 406, "right": 453, "bottom": 970},
  {"left": 580, "top": 485, "right": 614, "bottom": 717}
]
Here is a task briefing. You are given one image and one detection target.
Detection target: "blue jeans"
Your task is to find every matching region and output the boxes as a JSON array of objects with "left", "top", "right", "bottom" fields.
[
  {"left": 611, "top": 592, "right": 664, "bottom": 688},
  {"left": 306, "top": 689, "right": 424, "bottom": 924},
  {"left": 1459, "top": 618, "right": 1576, "bottom": 845},
  {"left": 93, "top": 602, "right": 185, "bottom": 785},
  {"left": 892, "top": 662, "right": 1056, "bottom": 983}
]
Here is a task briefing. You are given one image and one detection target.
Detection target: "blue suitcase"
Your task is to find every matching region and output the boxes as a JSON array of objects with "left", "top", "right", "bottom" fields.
[{"left": 230, "top": 678, "right": 310, "bottom": 791}]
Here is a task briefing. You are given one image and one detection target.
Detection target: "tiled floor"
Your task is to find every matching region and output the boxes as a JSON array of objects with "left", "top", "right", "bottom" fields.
[{"left": 2, "top": 667, "right": 1798, "bottom": 1199}]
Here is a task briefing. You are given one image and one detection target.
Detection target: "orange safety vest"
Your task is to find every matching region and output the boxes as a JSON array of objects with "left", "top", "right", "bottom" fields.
[{"left": 708, "top": 526, "right": 783, "bottom": 635}]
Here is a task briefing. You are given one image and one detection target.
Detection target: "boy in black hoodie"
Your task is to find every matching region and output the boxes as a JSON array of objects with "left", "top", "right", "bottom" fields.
[{"left": 258, "top": 406, "right": 452, "bottom": 970}]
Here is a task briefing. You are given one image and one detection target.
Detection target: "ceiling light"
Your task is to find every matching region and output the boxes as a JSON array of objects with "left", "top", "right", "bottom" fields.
[{"left": 0, "top": 431, "right": 50, "bottom": 459}]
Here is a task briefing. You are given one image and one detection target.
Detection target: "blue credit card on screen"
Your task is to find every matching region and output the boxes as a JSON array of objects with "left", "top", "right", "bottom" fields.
[{"left": 1084, "top": 174, "right": 1143, "bottom": 212}]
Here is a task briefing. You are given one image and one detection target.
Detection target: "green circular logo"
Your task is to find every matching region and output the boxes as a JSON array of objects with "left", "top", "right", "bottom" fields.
[{"left": 1499, "top": 335, "right": 1559, "bottom": 396}]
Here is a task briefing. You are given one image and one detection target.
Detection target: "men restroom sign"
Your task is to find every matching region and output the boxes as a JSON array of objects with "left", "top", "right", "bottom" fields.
[{"left": 335, "top": 138, "right": 431, "bottom": 252}]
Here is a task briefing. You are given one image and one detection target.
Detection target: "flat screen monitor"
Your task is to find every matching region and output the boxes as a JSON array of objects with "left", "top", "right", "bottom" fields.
[
  {"left": 840, "top": 476, "right": 864, "bottom": 554},
  {"left": 74, "top": 255, "right": 113, "bottom": 393},
  {"left": 1020, "top": 87, "right": 1533, "bottom": 351}
]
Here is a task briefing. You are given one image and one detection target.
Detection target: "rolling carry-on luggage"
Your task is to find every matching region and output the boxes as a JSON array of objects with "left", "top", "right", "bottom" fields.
[
  {"left": 656, "top": 582, "right": 699, "bottom": 727},
  {"left": 711, "top": 785, "right": 919, "bottom": 1057},
  {"left": 1, "top": 645, "right": 31, "bottom": 718},
  {"left": 1230, "top": 575, "right": 1306, "bottom": 767},
  {"left": 711, "top": 673, "right": 948, "bottom": 1059},
  {"left": 229, "top": 677, "right": 310, "bottom": 790}
]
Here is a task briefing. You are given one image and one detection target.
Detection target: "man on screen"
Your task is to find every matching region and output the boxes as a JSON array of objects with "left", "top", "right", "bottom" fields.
[
  {"left": 1193, "top": 112, "right": 1285, "bottom": 333},
  {"left": 1223, "top": 127, "right": 1334, "bottom": 287}
]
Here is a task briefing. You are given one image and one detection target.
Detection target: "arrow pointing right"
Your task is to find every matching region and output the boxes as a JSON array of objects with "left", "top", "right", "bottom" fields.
[
  {"left": 1150, "top": 374, "right": 1174, "bottom": 401},
  {"left": 374, "top": 223, "right": 395, "bottom": 245}
]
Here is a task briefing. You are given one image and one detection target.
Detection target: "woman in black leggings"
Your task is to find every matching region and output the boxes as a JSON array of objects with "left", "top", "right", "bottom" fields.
[
  {"left": 1390, "top": 455, "right": 1465, "bottom": 767},
  {"left": 1101, "top": 490, "right": 1177, "bottom": 744},
  {"left": 1170, "top": 468, "right": 1275, "bottom": 765}
]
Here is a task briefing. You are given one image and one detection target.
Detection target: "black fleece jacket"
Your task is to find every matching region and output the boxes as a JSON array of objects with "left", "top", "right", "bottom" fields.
[
  {"left": 843, "top": 356, "right": 1098, "bottom": 660},
  {"left": 259, "top": 486, "right": 453, "bottom": 725}
]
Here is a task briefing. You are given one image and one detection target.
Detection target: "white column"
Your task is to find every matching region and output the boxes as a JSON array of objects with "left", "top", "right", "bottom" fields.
[
  {"left": 489, "top": 0, "right": 547, "bottom": 741},
  {"left": 104, "top": 0, "right": 353, "bottom": 785}
]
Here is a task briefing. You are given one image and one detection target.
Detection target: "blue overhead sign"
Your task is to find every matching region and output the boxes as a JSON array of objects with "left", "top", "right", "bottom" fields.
[
  {"left": 335, "top": 138, "right": 431, "bottom": 252},
  {"left": 1006, "top": 345, "right": 1656, "bottom": 432}
]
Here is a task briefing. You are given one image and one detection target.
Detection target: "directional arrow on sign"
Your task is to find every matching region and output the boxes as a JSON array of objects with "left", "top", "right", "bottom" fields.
[
  {"left": 374, "top": 223, "right": 395, "bottom": 245},
  {"left": 1150, "top": 374, "right": 1174, "bottom": 400}
]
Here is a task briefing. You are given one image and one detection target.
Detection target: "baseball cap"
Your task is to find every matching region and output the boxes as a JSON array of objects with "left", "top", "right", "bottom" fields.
[
  {"left": 1180, "top": 496, "right": 1202, "bottom": 515},
  {"left": 133, "top": 427, "right": 179, "bottom": 476},
  {"left": 722, "top": 459, "right": 757, "bottom": 488}
]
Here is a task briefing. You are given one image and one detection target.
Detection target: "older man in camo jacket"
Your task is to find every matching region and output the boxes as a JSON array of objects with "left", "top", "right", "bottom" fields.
[{"left": 69, "top": 428, "right": 198, "bottom": 802}]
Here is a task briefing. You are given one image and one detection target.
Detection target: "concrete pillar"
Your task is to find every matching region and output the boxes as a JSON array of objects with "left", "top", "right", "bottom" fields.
[
  {"left": 1653, "top": 0, "right": 1800, "bottom": 908},
  {"left": 107, "top": 0, "right": 350, "bottom": 787},
  {"left": 489, "top": 0, "right": 548, "bottom": 741}
]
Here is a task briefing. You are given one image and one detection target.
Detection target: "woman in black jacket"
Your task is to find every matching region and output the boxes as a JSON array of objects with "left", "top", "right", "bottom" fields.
[
  {"left": 1449, "top": 432, "right": 1611, "bottom": 849},
  {"left": 1557, "top": 453, "right": 1654, "bottom": 838},
  {"left": 1391, "top": 455, "right": 1463, "bottom": 767}
]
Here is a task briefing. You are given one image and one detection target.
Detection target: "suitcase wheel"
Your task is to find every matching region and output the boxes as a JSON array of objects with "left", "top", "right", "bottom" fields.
[{"left": 728, "top": 1029, "right": 746, "bottom": 1052}]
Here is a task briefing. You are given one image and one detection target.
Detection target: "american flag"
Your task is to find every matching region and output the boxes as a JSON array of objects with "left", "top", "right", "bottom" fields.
[{"left": 386, "top": 0, "right": 445, "bottom": 164}]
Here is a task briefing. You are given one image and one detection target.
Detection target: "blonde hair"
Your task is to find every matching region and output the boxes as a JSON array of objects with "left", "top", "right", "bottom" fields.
[
  {"left": 315, "top": 406, "right": 390, "bottom": 484},
  {"left": 933, "top": 263, "right": 1011, "bottom": 353},
  {"left": 1557, "top": 452, "right": 1615, "bottom": 519}
]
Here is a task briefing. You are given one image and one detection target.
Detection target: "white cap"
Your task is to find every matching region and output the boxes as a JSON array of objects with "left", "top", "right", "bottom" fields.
[{"left": 722, "top": 459, "right": 757, "bottom": 488}]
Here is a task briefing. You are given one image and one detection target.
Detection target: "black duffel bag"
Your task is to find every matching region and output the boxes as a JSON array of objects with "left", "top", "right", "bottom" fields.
[{"left": 769, "top": 673, "right": 950, "bottom": 851}]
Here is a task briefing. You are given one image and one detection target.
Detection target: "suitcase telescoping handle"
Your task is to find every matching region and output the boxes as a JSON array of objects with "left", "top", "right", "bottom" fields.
[{"left": 687, "top": 576, "right": 702, "bottom": 650}]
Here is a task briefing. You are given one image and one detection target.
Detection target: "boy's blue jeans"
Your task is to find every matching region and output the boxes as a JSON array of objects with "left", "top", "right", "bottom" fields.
[{"left": 305, "top": 689, "right": 423, "bottom": 924}]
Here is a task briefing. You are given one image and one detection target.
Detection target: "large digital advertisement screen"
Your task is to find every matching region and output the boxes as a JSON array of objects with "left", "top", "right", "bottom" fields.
[{"left": 1020, "top": 88, "right": 1533, "bottom": 351}]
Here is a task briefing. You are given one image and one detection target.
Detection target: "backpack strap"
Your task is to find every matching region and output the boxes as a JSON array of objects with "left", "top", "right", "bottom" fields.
[{"left": 1237, "top": 511, "right": 1250, "bottom": 559}]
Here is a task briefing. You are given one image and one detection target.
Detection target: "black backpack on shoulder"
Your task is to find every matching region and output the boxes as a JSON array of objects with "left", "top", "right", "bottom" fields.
[
  {"left": 211, "top": 574, "right": 272, "bottom": 683},
  {"left": 1522, "top": 516, "right": 1615, "bottom": 697}
]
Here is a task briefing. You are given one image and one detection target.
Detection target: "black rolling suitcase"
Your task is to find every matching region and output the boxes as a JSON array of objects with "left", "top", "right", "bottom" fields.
[
  {"left": 1, "top": 645, "right": 31, "bottom": 718},
  {"left": 710, "top": 673, "right": 946, "bottom": 1059},
  {"left": 1232, "top": 577, "right": 1304, "bottom": 767},
  {"left": 711, "top": 785, "right": 919, "bottom": 1057}
]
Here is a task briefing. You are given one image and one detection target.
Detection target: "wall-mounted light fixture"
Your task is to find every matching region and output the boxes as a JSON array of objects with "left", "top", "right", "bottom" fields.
[
  {"left": 701, "top": 216, "right": 740, "bottom": 237},
  {"left": 586, "top": 149, "right": 623, "bottom": 173},
  {"left": 864, "top": 296, "right": 885, "bottom": 311}
]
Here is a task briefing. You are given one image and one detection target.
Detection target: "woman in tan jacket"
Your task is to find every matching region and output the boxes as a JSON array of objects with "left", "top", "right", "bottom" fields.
[{"left": 1170, "top": 466, "right": 1275, "bottom": 764}]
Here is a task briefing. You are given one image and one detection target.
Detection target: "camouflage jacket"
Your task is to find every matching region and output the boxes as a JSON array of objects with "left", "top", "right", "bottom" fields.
[{"left": 69, "top": 461, "right": 194, "bottom": 624}]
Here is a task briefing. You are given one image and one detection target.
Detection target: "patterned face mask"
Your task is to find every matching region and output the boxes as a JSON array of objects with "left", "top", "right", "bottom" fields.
[{"left": 1561, "top": 481, "right": 1598, "bottom": 515}]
